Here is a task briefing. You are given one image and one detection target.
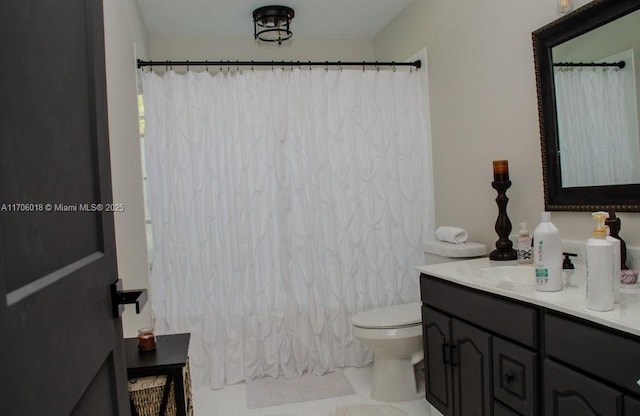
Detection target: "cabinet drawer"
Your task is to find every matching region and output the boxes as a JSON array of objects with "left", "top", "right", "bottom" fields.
[
  {"left": 545, "top": 312, "right": 640, "bottom": 395},
  {"left": 421, "top": 274, "right": 538, "bottom": 348},
  {"left": 493, "top": 337, "right": 538, "bottom": 416}
]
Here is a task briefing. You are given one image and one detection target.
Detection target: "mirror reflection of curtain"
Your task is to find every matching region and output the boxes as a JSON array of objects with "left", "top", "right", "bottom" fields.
[
  {"left": 554, "top": 67, "right": 639, "bottom": 187},
  {"left": 141, "top": 68, "right": 434, "bottom": 389}
]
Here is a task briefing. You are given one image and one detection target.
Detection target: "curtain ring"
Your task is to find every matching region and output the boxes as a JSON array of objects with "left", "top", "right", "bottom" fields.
[
  {"left": 309, "top": 60, "right": 312, "bottom": 71},
  {"left": 186, "top": 60, "right": 189, "bottom": 72},
  {"left": 392, "top": 61, "right": 396, "bottom": 72},
  {"left": 251, "top": 60, "right": 254, "bottom": 71},
  {"left": 362, "top": 62, "right": 365, "bottom": 72},
  {"left": 272, "top": 60, "right": 274, "bottom": 71},
  {"left": 236, "top": 60, "right": 239, "bottom": 72},
  {"left": 325, "top": 61, "right": 329, "bottom": 72},
  {"left": 338, "top": 61, "right": 342, "bottom": 71},
  {"left": 376, "top": 62, "right": 380, "bottom": 72}
]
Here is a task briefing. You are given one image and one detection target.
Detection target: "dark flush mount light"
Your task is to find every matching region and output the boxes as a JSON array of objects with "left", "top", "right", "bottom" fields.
[{"left": 253, "top": 5, "right": 294, "bottom": 46}]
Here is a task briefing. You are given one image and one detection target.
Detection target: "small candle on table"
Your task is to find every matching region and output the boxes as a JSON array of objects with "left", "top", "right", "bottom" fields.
[
  {"left": 137, "top": 327, "right": 156, "bottom": 351},
  {"left": 493, "top": 160, "right": 509, "bottom": 182}
]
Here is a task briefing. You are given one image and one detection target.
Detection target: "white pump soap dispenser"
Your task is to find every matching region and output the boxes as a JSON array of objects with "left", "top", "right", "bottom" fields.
[{"left": 586, "top": 212, "right": 614, "bottom": 312}]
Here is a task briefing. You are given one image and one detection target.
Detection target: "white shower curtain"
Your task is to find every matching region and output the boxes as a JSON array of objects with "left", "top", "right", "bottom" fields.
[
  {"left": 554, "top": 67, "right": 637, "bottom": 187},
  {"left": 141, "top": 68, "right": 434, "bottom": 389}
]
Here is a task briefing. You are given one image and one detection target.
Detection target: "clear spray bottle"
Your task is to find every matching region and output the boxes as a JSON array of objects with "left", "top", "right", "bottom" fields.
[{"left": 517, "top": 223, "right": 533, "bottom": 264}]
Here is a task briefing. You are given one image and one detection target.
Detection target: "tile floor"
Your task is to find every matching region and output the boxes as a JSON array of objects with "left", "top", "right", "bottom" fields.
[{"left": 192, "top": 365, "right": 437, "bottom": 416}]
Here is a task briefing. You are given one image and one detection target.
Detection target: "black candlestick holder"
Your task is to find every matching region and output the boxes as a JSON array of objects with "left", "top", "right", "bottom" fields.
[{"left": 490, "top": 180, "right": 518, "bottom": 261}]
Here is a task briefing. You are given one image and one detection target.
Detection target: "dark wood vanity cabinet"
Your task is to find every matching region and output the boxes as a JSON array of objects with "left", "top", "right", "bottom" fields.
[
  {"left": 420, "top": 273, "right": 640, "bottom": 416},
  {"left": 421, "top": 275, "right": 538, "bottom": 416}
]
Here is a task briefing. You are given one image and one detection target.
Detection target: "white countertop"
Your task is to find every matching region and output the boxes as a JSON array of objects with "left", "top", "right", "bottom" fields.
[{"left": 416, "top": 258, "right": 640, "bottom": 337}]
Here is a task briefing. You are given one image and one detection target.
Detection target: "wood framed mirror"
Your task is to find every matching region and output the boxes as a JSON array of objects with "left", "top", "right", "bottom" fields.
[{"left": 533, "top": 0, "right": 640, "bottom": 211}]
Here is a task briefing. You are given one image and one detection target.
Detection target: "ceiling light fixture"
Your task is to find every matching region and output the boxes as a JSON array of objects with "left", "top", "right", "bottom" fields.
[
  {"left": 557, "top": 0, "right": 573, "bottom": 14},
  {"left": 253, "top": 5, "right": 294, "bottom": 46}
]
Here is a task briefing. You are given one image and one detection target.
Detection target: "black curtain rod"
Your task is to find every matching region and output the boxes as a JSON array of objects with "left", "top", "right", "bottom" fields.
[
  {"left": 136, "top": 58, "right": 421, "bottom": 70},
  {"left": 553, "top": 60, "right": 625, "bottom": 69}
]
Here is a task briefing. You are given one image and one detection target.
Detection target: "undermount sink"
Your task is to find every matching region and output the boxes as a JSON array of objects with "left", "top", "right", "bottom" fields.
[{"left": 477, "top": 265, "right": 536, "bottom": 288}]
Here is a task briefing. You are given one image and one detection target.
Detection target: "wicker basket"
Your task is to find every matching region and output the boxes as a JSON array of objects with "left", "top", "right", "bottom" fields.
[{"left": 128, "top": 359, "right": 193, "bottom": 416}]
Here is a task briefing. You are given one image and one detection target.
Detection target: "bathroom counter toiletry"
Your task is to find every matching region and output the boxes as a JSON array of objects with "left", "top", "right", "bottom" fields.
[{"left": 416, "top": 257, "right": 640, "bottom": 337}]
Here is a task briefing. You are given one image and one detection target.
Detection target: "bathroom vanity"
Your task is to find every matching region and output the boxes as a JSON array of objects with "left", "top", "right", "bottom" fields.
[{"left": 417, "top": 258, "right": 640, "bottom": 416}]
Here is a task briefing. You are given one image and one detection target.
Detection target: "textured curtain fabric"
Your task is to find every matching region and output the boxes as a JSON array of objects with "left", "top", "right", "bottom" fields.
[
  {"left": 141, "top": 68, "right": 434, "bottom": 389},
  {"left": 554, "top": 68, "right": 638, "bottom": 187}
]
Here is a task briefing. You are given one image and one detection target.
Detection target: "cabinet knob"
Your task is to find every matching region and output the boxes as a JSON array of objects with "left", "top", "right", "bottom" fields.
[{"left": 503, "top": 373, "right": 514, "bottom": 385}]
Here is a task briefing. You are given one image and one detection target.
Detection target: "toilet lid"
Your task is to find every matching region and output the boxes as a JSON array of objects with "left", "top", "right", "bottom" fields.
[{"left": 352, "top": 302, "right": 421, "bottom": 329}]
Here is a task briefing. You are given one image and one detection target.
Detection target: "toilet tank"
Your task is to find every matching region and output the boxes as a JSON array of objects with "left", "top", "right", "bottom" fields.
[{"left": 423, "top": 240, "right": 487, "bottom": 265}]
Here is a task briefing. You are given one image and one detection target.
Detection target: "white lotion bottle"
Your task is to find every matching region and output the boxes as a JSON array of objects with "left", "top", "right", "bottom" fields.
[
  {"left": 533, "top": 212, "right": 562, "bottom": 292},
  {"left": 586, "top": 212, "right": 614, "bottom": 311}
]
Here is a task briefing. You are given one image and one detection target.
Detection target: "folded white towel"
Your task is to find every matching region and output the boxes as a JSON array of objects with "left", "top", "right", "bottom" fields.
[{"left": 435, "top": 226, "right": 468, "bottom": 244}]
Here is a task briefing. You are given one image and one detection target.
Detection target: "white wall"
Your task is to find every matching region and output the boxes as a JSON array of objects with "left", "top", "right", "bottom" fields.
[
  {"left": 373, "top": 0, "right": 640, "bottom": 249},
  {"left": 149, "top": 36, "right": 375, "bottom": 63},
  {"left": 103, "top": 0, "right": 152, "bottom": 337}
]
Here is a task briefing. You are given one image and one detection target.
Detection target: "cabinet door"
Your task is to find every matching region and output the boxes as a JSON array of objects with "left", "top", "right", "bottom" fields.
[
  {"left": 494, "top": 401, "right": 521, "bottom": 416},
  {"left": 452, "top": 319, "right": 493, "bottom": 416},
  {"left": 625, "top": 396, "right": 640, "bottom": 415},
  {"left": 423, "top": 306, "right": 454, "bottom": 416},
  {"left": 493, "top": 337, "right": 538, "bottom": 416},
  {"left": 544, "top": 359, "right": 623, "bottom": 416}
]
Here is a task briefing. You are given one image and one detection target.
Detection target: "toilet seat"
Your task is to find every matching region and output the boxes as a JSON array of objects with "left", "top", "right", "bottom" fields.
[
  {"left": 352, "top": 302, "right": 421, "bottom": 329},
  {"left": 354, "top": 322, "right": 421, "bottom": 330},
  {"left": 352, "top": 323, "right": 422, "bottom": 341}
]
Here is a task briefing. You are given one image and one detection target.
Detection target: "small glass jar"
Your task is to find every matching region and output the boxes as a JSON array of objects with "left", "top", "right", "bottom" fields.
[{"left": 137, "top": 327, "right": 156, "bottom": 351}]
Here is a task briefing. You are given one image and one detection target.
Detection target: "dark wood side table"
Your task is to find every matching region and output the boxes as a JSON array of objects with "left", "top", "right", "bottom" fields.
[{"left": 124, "top": 333, "right": 191, "bottom": 416}]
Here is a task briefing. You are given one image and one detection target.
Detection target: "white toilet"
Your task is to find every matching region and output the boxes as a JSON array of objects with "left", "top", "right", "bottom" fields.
[
  {"left": 353, "top": 240, "right": 487, "bottom": 402},
  {"left": 352, "top": 302, "right": 423, "bottom": 402}
]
